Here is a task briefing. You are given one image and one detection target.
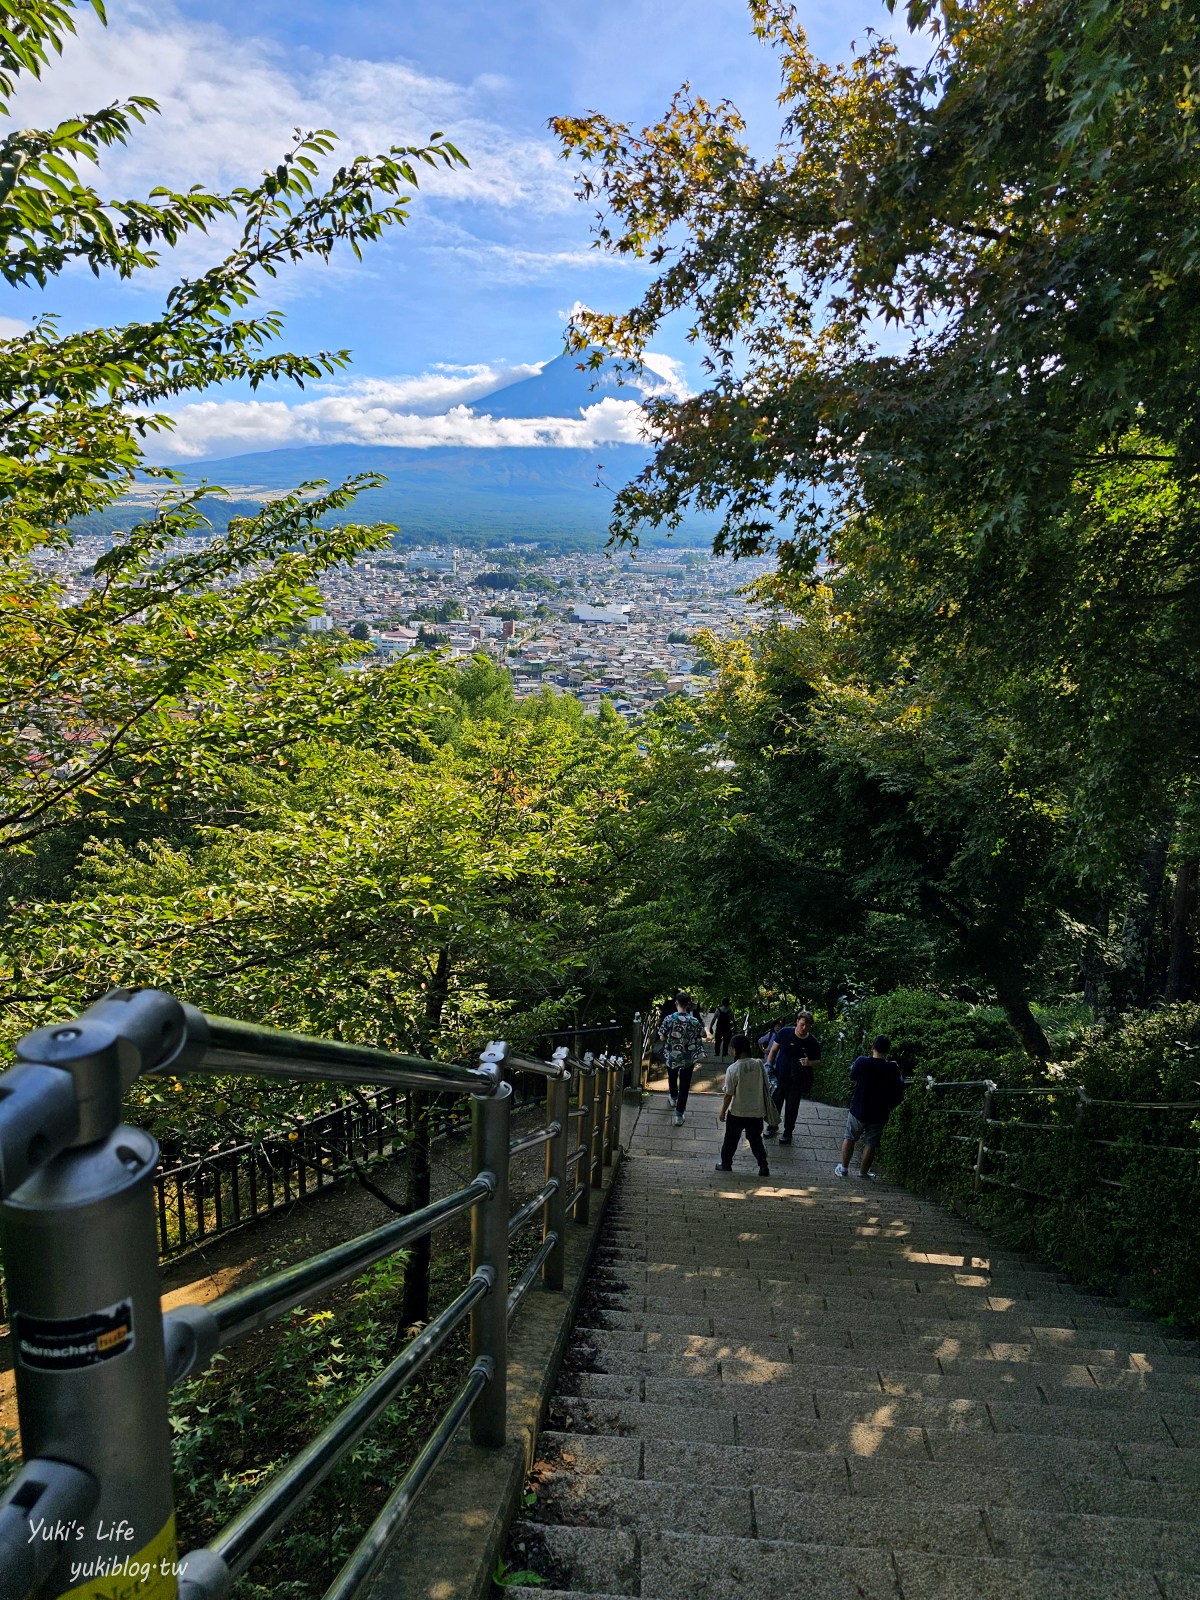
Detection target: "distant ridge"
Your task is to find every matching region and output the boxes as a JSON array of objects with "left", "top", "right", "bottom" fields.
[{"left": 136, "top": 349, "right": 713, "bottom": 548}]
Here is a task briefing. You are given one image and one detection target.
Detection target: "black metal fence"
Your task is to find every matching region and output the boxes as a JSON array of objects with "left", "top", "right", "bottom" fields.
[{"left": 152, "top": 1087, "right": 407, "bottom": 1255}]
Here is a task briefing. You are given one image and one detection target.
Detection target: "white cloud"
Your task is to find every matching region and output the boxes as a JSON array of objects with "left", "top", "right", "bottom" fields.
[
  {"left": 144, "top": 345, "right": 695, "bottom": 460},
  {"left": 0, "top": 315, "right": 30, "bottom": 339},
  {"left": 639, "top": 353, "right": 690, "bottom": 401},
  {"left": 151, "top": 374, "right": 654, "bottom": 461},
  {"left": 5, "top": 2, "right": 574, "bottom": 245},
  {"left": 340, "top": 363, "right": 545, "bottom": 415}
]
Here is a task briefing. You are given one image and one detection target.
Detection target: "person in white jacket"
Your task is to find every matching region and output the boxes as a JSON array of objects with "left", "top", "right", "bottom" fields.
[{"left": 715, "top": 1034, "right": 779, "bottom": 1176}]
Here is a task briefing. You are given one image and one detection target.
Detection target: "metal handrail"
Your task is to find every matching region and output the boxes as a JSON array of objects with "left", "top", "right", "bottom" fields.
[
  {"left": 503, "top": 1046, "right": 572, "bottom": 1081},
  {"left": 322, "top": 1360, "right": 491, "bottom": 1600},
  {"left": 508, "top": 1235, "right": 559, "bottom": 1318},
  {"left": 164, "top": 1176, "right": 494, "bottom": 1376},
  {"left": 508, "top": 1180, "right": 560, "bottom": 1239},
  {"left": 0, "top": 988, "right": 631, "bottom": 1600},
  {"left": 923, "top": 1072, "right": 1200, "bottom": 1197},
  {"left": 191, "top": 1013, "right": 498, "bottom": 1095},
  {"left": 509, "top": 1121, "right": 563, "bottom": 1157},
  {"left": 185, "top": 1272, "right": 491, "bottom": 1586}
]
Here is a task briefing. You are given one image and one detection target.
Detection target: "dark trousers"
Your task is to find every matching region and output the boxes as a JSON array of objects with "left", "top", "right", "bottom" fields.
[
  {"left": 772, "top": 1068, "right": 810, "bottom": 1135},
  {"left": 720, "top": 1115, "right": 768, "bottom": 1170},
  {"left": 667, "top": 1058, "right": 696, "bottom": 1113},
  {"left": 714, "top": 1025, "right": 732, "bottom": 1057}
]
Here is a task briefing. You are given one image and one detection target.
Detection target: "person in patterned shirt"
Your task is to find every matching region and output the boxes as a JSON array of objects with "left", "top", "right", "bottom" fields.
[{"left": 658, "top": 992, "right": 706, "bottom": 1125}]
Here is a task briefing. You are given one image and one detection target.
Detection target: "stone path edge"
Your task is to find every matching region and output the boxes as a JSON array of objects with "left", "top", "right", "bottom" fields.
[{"left": 365, "top": 1089, "right": 641, "bottom": 1600}]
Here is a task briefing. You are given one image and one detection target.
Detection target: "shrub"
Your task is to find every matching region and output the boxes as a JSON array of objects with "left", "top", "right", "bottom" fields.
[{"left": 859, "top": 995, "right": 1200, "bottom": 1331}]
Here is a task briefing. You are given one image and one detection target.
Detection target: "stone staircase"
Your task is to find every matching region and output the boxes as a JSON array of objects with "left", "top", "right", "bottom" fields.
[{"left": 502, "top": 1078, "right": 1200, "bottom": 1600}]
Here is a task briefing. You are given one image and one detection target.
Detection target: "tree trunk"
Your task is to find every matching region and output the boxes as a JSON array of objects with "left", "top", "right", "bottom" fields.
[
  {"left": 400, "top": 1090, "right": 432, "bottom": 1332},
  {"left": 1165, "top": 858, "right": 1198, "bottom": 1004},
  {"left": 1109, "top": 831, "right": 1170, "bottom": 1012},
  {"left": 995, "top": 985, "right": 1051, "bottom": 1061},
  {"left": 400, "top": 945, "right": 451, "bottom": 1335}
]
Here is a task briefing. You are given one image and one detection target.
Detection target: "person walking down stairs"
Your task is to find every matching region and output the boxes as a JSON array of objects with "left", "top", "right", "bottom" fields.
[
  {"left": 658, "top": 993, "right": 705, "bottom": 1126},
  {"left": 715, "top": 1034, "right": 779, "bottom": 1176},
  {"left": 764, "top": 1009, "right": 821, "bottom": 1146},
  {"left": 712, "top": 998, "right": 734, "bottom": 1060}
]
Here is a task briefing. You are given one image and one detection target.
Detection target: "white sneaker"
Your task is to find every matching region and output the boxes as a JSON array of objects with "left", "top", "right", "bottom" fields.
[
  {"left": 667, "top": 1094, "right": 676, "bottom": 1108},
  {"left": 834, "top": 1163, "right": 848, "bottom": 1178},
  {"left": 673, "top": 1112, "right": 684, "bottom": 1126},
  {"left": 860, "top": 1169, "right": 878, "bottom": 1181}
]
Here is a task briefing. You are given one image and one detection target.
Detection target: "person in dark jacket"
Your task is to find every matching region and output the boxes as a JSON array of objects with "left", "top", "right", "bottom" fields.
[
  {"left": 764, "top": 1010, "right": 821, "bottom": 1144},
  {"left": 712, "top": 998, "right": 734, "bottom": 1060},
  {"left": 835, "top": 1034, "right": 904, "bottom": 1180}
]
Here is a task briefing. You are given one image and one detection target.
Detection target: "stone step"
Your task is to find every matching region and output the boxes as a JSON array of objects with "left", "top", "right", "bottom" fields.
[
  {"left": 545, "top": 1393, "right": 1179, "bottom": 1454},
  {"left": 538, "top": 1427, "right": 1198, "bottom": 1521},
  {"left": 569, "top": 1364, "right": 1192, "bottom": 1416},
  {"left": 582, "top": 1318, "right": 1196, "bottom": 1373},
  {"left": 571, "top": 1335, "right": 1198, "bottom": 1403},
  {"left": 512, "top": 1524, "right": 1184, "bottom": 1600}
]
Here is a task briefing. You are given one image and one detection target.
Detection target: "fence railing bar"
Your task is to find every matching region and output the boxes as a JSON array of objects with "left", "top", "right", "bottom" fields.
[
  {"left": 190, "top": 1014, "right": 496, "bottom": 1095},
  {"left": 501, "top": 1049, "right": 572, "bottom": 1081},
  {"left": 566, "top": 1143, "right": 587, "bottom": 1172},
  {"left": 977, "top": 1174, "right": 1052, "bottom": 1198},
  {"left": 1087, "top": 1138, "right": 1199, "bottom": 1155},
  {"left": 507, "top": 1234, "right": 558, "bottom": 1319},
  {"left": 508, "top": 1122, "right": 562, "bottom": 1158},
  {"left": 985, "top": 1119, "right": 1072, "bottom": 1132},
  {"left": 183, "top": 1272, "right": 491, "bottom": 1585},
  {"left": 1084, "top": 1097, "right": 1200, "bottom": 1112},
  {"left": 990, "top": 1086, "right": 1080, "bottom": 1096},
  {"left": 319, "top": 1359, "right": 491, "bottom": 1600},
  {"left": 565, "top": 1181, "right": 587, "bottom": 1216},
  {"left": 166, "top": 1177, "right": 493, "bottom": 1376},
  {"left": 507, "top": 1180, "right": 559, "bottom": 1241}
]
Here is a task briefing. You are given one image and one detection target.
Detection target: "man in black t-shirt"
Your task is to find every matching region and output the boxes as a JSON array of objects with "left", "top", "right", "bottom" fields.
[
  {"left": 835, "top": 1034, "right": 904, "bottom": 1180},
  {"left": 764, "top": 1010, "right": 821, "bottom": 1144}
]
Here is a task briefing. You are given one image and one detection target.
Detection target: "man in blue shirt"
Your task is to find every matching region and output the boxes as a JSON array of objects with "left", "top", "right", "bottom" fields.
[
  {"left": 835, "top": 1035, "right": 904, "bottom": 1180},
  {"left": 764, "top": 1010, "right": 821, "bottom": 1145}
]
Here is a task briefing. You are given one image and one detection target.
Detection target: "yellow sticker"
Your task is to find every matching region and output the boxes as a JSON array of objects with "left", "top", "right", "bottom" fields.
[{"left": 56, "top": 1513, "right": 178, "bottom": 1600}]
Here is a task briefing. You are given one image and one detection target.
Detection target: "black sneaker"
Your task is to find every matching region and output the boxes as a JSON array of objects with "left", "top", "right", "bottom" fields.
[
  {"left": 714, "top": 1162, "right": 733, "bottom": 1172},
  {"left": 763, "top": 1126, "right": 777, "bottom": 1138},
  {"left": 758, "top": 1165, "right": 770, "bottom": 1177},
  {"left": 778, "top": 1132, "right": 792, "bottom": 1145}
]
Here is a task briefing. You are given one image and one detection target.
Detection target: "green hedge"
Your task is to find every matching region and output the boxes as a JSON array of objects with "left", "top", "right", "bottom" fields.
[{"left": 841, "top": 991, "right": 1200, "bottom": 1330}]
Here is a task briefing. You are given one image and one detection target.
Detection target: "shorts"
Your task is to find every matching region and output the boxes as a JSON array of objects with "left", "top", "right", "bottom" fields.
[{"left": 844, "top": 1111, "right": 886, "bottom": 1146}]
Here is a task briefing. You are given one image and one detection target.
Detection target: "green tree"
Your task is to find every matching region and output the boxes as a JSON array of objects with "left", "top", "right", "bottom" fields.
[
  {"left": 552, "top": 0, "right": 1200, "bottom": 1018},
  {"left": 0, "top": 0, "right": 465, "bottom": 863}
]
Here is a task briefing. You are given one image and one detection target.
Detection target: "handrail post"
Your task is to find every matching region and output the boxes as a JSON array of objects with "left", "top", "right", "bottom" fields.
[
  {"left": 577, "top": 1065, "right": 596, "bottom": 1218},
  {"left": 604, "top": 1056, "right": 620, "bottom": 1166},
  {"left": 469, "top": 1080, "right": 510, "bottom": 1449},
  {"left": 974, "top": 1080, "right": 996, "bottom": 1198},
  {"left": 589, "top": 1052, "right": 606, "bottom": 1188},
  {"left": 632, "top": 1012, "right": 644, "bottom": 1090},
  {"left": 543, "top": 1057, "right": 569, "bottom": 1291},
  {"left": 0, "top": 993, "right": 199, "bottom": 1600}
]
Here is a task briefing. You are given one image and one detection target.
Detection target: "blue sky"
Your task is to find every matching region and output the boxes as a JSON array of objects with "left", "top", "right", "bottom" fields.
[{"left": 4, "top": 0, "right": 918, "bottom": 460}]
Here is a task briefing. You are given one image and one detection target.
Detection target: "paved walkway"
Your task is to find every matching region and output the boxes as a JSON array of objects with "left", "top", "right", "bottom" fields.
[{"left": 507, "top": 1082, "right": 1200, "bottom": 1600}]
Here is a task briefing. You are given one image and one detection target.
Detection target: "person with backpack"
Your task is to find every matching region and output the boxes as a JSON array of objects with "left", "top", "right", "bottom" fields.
[
  {"left": 835, "top": 1034, "right": 905, "bottom": 1180},
  {"left": 657, "top": 992, "right": 705, "bottom": 1126},
  {"left": 715, "top": 1033, "right": 778, "bottom": 1176},
  {"left": 764, "top": 1010, "right": 822, "bottom": 1145},
  {"left": 712, "top": 998, "right": 734, "bottom": 1060}
]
